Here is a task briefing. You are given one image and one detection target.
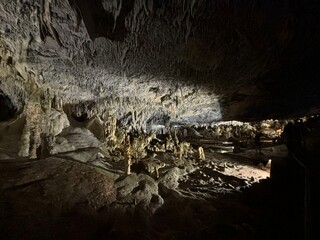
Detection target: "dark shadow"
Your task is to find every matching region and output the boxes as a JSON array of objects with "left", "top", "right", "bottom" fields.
[
  {"left": 68, "top": 0, "right": 135, "bottom": 41},
  {"left": 6, "top": 56, "right": 12, "bottom": 66},
  {"left": 0, "top": 91, "right": 17, "bottom": 121}
]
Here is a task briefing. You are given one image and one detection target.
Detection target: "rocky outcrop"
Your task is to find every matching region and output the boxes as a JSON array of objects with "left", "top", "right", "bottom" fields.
[
  {"left": 115, "top": 173, "right": 164, "bottom": 214},
  {"left": 48, "top": 109, "right": 70, "bottom": 136},
  {"left": 51, "top": 127, "right": 102, "bottom": 154}
]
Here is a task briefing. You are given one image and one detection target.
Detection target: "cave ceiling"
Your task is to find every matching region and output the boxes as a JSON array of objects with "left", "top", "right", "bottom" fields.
[{"left": 1, "top": 0, "right": 320, "bottom": 124}]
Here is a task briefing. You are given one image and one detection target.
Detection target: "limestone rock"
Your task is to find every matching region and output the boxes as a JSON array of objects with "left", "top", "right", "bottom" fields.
[
  {"left": 115, "top": 173, "right": 163, "bottom": 213},
  {"left": 48, "top": 109, "right": 70, "bottom": 136},
  {"left": 0, "top": 0, "right": 320, "bottom": 124},
  {"left": 51, "top": 127, "right": 101, "bottom": 154},
  {"left": 159, "top": 167, "right": 186, "bottom": 189},
  {"left": 0, "top": 153, "right": 13, "bottom": 160}
]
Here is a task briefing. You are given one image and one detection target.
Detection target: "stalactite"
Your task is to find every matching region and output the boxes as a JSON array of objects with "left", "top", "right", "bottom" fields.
[
  {"left": 185, "top": 12, "right": 192, "bottom": 43},
  {"left": 112, "top": 0, "right": 122, "bottom": 32},
  {"left": 190, "top": 0, "right": 196, "bottom": 17}
]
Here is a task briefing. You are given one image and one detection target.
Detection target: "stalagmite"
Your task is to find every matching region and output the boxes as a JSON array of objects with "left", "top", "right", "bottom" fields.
[
  {"left": 19, "top": 101, "right": 44, "bottom": 159},
  {"left": 198, "top": 146, "right": 205, "bottom": 160},
  {"left": 165, "top": 133, "right": 175, "bottom": 151},
  {"left": 103, "top": 113, "right": 117, "bottom": 144},
  {"left": 124, "top": 135, "right": 132, "bottom": 175}
]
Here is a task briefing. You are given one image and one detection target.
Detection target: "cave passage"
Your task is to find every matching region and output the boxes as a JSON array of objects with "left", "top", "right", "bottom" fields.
[{"left": 0, "top": 91, "right": 16, "bottom": 121}]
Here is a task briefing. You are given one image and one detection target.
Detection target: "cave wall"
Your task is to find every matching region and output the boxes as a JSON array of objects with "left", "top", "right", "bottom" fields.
[{"left": 1, "top": 0, "right": 320, "bottom": 124}]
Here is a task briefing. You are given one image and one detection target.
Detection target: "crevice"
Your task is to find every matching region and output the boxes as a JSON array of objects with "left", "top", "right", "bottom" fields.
[
  {"left": 4, "top": 178, "right": 48, "bottom": 191},
  {"left": 67, "top": 0, "right": 135, "bottom": 41},
  {"left": 39, "top": 0, "right": 63, "bottom": 46},
  {"left": 0, "top": 90, "right": 17, "bottom": 121},
  {"left": 6, "top": 56, "right": 12, "bottom": 66}
]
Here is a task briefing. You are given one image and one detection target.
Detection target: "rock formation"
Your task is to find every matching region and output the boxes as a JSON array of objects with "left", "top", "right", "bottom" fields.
[
  {"left": 1, "top": 1, "right": 320, "bottom": 239},
  {"left": 198, "top": 146, "right": 205, "bottom": 160},
  {"left": 1, "top": 0, "right": 319, "bottom": 128}
]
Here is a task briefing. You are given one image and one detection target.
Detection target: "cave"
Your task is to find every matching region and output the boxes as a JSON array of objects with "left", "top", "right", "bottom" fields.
[
  {"left": 1, "top": 1, "right": 320, "bottom": 240},
  {"left": 0, "top": 91, "right": 17, "bottom": 121}
]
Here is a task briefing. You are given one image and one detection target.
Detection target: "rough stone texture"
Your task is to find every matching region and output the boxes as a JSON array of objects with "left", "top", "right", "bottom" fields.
[
  {"left": 159, "top": 167, "right": 184, "bottom": 189},
  {"left": 48, "top": 109, "right": 70, "bottom": 136},
  {"left": 115, "top": 173, "right": 163, "bottom": 213},
  {"left": 1, "top": 114, "right": 310, "bottom": 240},
  {"left": 1, "top": 1, "right": 319, "bottom": 125},
  {"left": 51, "top": 127, "right": 102, "bottom": 154}
]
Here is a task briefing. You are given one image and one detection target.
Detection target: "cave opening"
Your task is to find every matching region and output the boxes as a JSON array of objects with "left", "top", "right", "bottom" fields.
[
  {"left": 6, "top": 56, "right": 12, "bottom": 66},
  {"left": 146, "top": 112, "right": 171, "bottom": 135},
  {"left": 71, "top": 112, "right": 89, "bottom": 122},
  {"left": 0, "top": 90, "right": 17, "bottom": 121}
]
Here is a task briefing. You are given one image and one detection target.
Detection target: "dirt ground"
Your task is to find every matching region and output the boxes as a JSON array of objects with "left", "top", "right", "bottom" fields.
[{"left": 0, "top": 126, "right": 305, "bottom": 240}]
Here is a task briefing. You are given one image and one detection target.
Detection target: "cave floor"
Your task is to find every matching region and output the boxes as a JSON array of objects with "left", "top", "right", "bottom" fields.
[{"left": 0, "top": 132, "right": 305, "bottom": 240}]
